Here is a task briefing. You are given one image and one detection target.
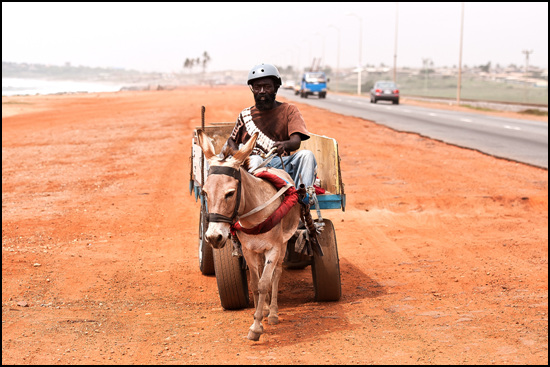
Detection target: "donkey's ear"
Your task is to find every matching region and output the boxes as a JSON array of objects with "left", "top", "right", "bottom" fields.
[
  {"left": 232, "top": 132, "right": 258, "bottom": 164},
  {"left": 196, "top": 129, "right": 216, "bottom": 160}
]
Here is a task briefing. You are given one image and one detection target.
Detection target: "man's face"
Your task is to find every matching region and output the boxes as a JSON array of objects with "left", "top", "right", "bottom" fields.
[{"left": 251, "top": 77, "right": 277, "bottom": 111}]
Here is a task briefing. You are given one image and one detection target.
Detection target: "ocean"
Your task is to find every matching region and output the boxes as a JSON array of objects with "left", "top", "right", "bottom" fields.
[{"left": 2, "top": 77, "right": 124, "bottom": 96}]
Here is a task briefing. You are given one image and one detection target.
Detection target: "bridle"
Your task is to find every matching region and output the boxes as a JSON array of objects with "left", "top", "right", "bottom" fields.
[
  {"left": 206, "top": 165, "right": 298, "bottom": 236},
  {"left": 205, "top": 166, "right": 242, "bottom": 224}
]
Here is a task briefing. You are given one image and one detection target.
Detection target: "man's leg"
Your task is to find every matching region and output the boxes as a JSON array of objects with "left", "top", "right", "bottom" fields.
[{"left": 268, "top": 150, "right": 317, "bottom": 187}]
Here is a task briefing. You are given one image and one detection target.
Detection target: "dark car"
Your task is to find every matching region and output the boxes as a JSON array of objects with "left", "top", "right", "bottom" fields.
[{"left": 370, "top": 81, "right": 399, "bottom": 104}]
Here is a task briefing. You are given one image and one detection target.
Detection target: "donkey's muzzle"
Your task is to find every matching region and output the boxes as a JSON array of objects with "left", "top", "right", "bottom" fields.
[{"left": 206, "top": 232, "right": 228, "bottom": 249}]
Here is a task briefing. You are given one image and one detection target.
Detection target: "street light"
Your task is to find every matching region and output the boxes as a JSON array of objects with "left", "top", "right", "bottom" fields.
[
  {"left": 393, "top": 2, "right": 399, "bottom": 83},
  {"left": 328, "top": 24, "right": 340, "bottom": 92},
  {"left": 314, "top": 32, "right": 326, "bottom": 70},
  {"left": 302, "top": 38, "right": 312, "bottom": 71},
  {"left": 293, "top": 43, "right": 301, "bottom": 77},
  {"left": 347, "top": 13, "right": 363, "bottom": 95},
  {"left": 457, "top": 2, "right": 464, "bottom": 106}
]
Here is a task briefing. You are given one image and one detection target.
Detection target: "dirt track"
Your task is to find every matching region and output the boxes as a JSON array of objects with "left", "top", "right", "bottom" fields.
[{"left": 2, "top": 86, "right": 548, "bottom": 364}]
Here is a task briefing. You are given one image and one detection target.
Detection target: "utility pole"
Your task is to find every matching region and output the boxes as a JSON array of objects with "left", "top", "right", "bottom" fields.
[
  {"left": 422, "top": 58, "right": 431, "bottom": 91},
  {"left": 457, "top": 2, "right": 464, "bottom": 106},
  {"left": 522, "top": 49, "right": 533, "bottom": 103},
  {"left": 393, "top": 2, "right": 399, "bottom": 83},
  {"left": 328, "top": 24, "right": 340, "bottom": 92},
  {"left": 347, "top": 13, "right": 363, "bottom": 95},
  {"left": 522, "top": 49, "right": 533, "bottom": 74}
]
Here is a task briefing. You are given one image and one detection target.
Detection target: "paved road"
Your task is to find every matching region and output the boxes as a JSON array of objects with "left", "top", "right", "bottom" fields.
[{"left": 278, "top": 89, "right": 548, "bottom": 169}]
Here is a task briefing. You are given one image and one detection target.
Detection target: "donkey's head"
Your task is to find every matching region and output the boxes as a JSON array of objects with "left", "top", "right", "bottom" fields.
[{"left": 196, "top": 129, "right": 258, "bottom": 248}]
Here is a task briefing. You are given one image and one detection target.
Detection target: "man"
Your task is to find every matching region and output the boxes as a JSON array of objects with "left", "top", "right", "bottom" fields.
[{"left": 226, "top": 63, "right": 317, "bottom": 188}]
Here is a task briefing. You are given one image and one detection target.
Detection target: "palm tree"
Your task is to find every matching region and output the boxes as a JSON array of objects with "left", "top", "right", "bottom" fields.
[{"left": 202, "top": 51, "right": 211, "bottom": 74}]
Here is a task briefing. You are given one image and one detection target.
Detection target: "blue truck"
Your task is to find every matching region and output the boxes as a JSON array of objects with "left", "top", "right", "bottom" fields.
[{"left": 298, "top": 71, "right": 329, "bottom": 99}]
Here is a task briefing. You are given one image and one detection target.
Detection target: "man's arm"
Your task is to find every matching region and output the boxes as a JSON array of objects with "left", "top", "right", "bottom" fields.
[{"left": 273, "top": 133, "right": 302, "bottom": 156}]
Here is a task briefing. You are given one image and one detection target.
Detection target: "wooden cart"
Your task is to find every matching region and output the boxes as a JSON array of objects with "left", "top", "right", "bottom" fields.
[{"left": 189, "top": 120, "right": 345, "bottom": 309}]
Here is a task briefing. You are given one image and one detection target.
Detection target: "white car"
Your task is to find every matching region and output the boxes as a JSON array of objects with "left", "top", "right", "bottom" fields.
[{"left": 283, "top": 80, "right": 296, "bottom": 90}]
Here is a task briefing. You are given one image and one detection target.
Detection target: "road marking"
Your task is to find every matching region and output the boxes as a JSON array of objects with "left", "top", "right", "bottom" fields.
[
  {"left": 461, "top": 118, "right": 473, "bottom": 123},
  {"left": 428, "top": 113, "right": 437, "bottom": 116},
  {"left": 504, "top": 125, "right": 521, "bottom": 131}
]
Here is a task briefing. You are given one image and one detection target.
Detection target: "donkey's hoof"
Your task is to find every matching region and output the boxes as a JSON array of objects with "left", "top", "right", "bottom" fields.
[
  {"left": 247, "top": 329, "right": 262, "bottom": 341},
  {"left": 268, "top": 316, "right": 279, "bottom": 325}
]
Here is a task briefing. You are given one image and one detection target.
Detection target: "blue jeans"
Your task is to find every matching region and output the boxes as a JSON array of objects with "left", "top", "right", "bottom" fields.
[{"left": 249, "top": 150, "right": 317, "bottom": 187}]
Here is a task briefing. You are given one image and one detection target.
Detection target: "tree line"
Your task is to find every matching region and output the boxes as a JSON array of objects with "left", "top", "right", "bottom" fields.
[{"left": 183, "top": 51, "right": 211, "bottom": 74}]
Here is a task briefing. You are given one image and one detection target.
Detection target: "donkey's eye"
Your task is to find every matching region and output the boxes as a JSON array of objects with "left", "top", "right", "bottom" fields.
[{"left": 225, "top": 190, "right": 235, "bottom": 199}]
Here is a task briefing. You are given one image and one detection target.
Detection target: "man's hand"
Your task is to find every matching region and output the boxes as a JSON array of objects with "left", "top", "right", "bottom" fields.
[
  {"left": 273, "top": 141, "right": 288, "bottom": 156},
  {"left": 273, "top": 134, "right": 302, "bottom": 156}
]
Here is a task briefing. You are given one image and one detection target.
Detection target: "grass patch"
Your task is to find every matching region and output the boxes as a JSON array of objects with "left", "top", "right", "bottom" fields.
[
  {"left": 519, "top": 109, "right": 548, "bottom": 116},
  {"left": 461, "top": 104, "right": 496, "bottom": 112},
  {"left": 331, "top": 71, "right": 549, "bottom": 105}
]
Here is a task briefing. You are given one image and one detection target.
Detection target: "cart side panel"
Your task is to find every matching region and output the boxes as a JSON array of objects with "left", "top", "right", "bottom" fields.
[
  {"left": 299, "top": 133, "right": 341, "bottom": 195},
  {"left": 191, "top": 123, "right": 235, "bottom": 185},
  {"left": 197, "top": 123, "right": 235, "bottom": 153}
]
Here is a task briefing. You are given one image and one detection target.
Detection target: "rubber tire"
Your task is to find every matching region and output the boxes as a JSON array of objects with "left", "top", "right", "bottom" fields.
[
  {"left": 311, "top": 219, "right": 342, "bottom": 301},
  {"left": 213, "top": 242, "right": 250, "bottom": 310},
  {"left": 198, "top": 203, "right": 215, "bottom": 275}
]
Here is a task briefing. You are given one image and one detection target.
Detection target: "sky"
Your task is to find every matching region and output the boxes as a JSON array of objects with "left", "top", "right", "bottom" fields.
[{"left": 2, "top": 2, "right": 548, "bottom": 74}]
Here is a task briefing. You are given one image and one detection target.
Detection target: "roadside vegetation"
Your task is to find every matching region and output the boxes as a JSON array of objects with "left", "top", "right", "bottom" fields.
[{"left": 331, "top": 73, "right": 548, "bottom": 106}]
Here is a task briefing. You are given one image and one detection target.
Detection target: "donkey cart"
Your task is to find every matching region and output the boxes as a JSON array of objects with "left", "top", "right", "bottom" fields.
[{"left": 189, "top": 113, "right": 345, "bottom": 310}]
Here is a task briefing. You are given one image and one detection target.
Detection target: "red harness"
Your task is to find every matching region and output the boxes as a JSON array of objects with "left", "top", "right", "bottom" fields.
[{"left": 231, "top": 170, "right": 298, "bottom": 235}]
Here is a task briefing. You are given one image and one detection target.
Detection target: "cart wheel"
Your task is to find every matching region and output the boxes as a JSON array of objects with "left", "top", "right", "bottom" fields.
[
  {"left": 311, "top": 219, "right": 341, "bottom": 301},
  {"left": 198, "top": 202, "right": 214, "bottom": 275},
  {"left": 213, "top": 241, "right": 250, "bottom": 310}
]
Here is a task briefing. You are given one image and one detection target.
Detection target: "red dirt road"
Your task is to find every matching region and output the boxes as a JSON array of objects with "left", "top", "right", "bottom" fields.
[{"left": 2, "top": 86, "right": 548, "bottom": 364}]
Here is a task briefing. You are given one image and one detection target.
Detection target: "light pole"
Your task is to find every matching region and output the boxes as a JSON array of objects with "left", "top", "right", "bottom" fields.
[
  {"left": 302, "top": 38, "right": 312, "bottom": 71},
  {"left": 347, "top": 13, "right": 363, "bottom": 95},
  {"left": 293, "top": 43, "right": 301, "bottom": 78},
  {"left": 393, "top": 2, "right": 399, "bottom": 83},
  {"left": 314, "top": 32, "right": 326, "bottom": 70},
  {"left": 457, "top": 2, "right": 464, "bottom": 106},
  {"left": 422, "top": 58, "right": 432, "bottom": 91},
  {"left": 522, "top": 49, "right": 533, "bottom": 102},
  {"left": 328, "top": 24, "right": 340, "bottom": 92}
]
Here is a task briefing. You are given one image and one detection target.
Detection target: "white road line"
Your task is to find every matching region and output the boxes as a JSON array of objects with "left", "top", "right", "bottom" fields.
[
  {"left": 428, "top": 113, "right": 437, "bottom": 116},
  {"left": 460, "top": 118, "right": 472, "bottom": 123},
  {"left": 504, "top": 125, "right": 522, "bottom": 131}
]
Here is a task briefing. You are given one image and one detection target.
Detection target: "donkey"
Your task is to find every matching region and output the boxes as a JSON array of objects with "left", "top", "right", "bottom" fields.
[{"left": 196, "top": 129, "right": 301, "bottom": 341}]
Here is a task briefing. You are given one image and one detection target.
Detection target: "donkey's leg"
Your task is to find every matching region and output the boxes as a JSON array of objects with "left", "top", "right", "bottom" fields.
[
  {"left": 268, "top": 256, "right": 283, "bottom": 325},
  {"left": 248, "top": 247, "right": 280, "bottom": 341},
  {"left": 242, "top": 251, "right": 264, "bottom": 341},
  {"left": 243, "top": 252, "right": 260, "bottom": 308}
]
